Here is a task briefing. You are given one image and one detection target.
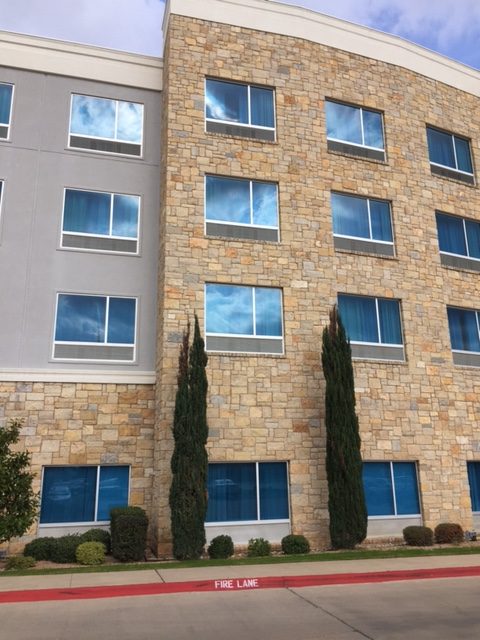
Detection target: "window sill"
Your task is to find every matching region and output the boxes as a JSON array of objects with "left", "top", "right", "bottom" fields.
[
  {"left": 430, "top": 164, "right": 475, "bottom": 186},
  {"left": 334, "top": 236, "right": 396, "bottom": 258},
  {"left": 206, "top": 120, "right": 276, "bottom": 142},
  {"left": 327, "top": 139, "right": 386, "bottom": 163},
  {"left": 440, "top": 253, "right": 480, "bottom": 273},
  {"left": 351, "top": 343, "right": 405, "bottom": 362},
  {"left": 452, "top": 351, "right": 480, "bottom": 367},
  {"left": 206, "top": 222, "right": 279, "bottom": 243}
]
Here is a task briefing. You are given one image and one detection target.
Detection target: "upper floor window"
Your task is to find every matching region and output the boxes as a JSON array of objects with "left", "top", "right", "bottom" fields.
[
  {"left": 363, "top": 462, "right": 420, "bottom": 517},
  {"left": 205, "top": 283, "right": 283, "bottom": 354},
  {"left": 205, "top": 175, "right": 278, "bottom": 242},
  {"left": 426, "top": 126, "right": 474, "bottom": 184},
  {"left": 69, "top": 94, "right": 143, "bottom": 156},
  {"left": 331, "top": 192, "right": 393, "bottom": 256},
  {"left": 61, "top": 188, "right": 140, "bottom": 254},
  {"left": 0, "top": 83, "right": 13, "bottom": 139},
  {"left": 436, "top": 211, "right": 480, "bottom": 272},
  {"left": 325, "top": 100, "right": 385, "bottom": 161},
  {"left": 205, "top": 79, "right": 275, "bottom": 141},
  {"left": 338, "top": 294, "right": 404, "bottom": 361},
  {"left": 53, "top": 293, "right": 136, "bottom": 362},
  {"left": 447, "top": 306, "right": 480, "bottom": 367},
  {"left": 40, "top": 465, "right": 129, "bottom": 524}
]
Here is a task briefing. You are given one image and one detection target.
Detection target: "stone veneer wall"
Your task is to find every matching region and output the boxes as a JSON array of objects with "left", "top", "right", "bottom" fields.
[
  {"left": 0, "top": 381, "right": 155, "bottom": 553},
  {"left": 153, "top": 13, "right": 480, "bottom": 552}
]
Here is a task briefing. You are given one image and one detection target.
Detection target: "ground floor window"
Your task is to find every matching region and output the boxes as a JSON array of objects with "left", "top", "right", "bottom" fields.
[
  {"left": 362, "top": 461, "right": 420, "bottom": 517},
  {"left": 467, "top": 462, "right": 480, "bottom": 511},
  {"left": 40, "top": 465, "right": 129, "bottom": 524},
  {"left": 206, "top": 462, "right": 289, "bottom": 523}
]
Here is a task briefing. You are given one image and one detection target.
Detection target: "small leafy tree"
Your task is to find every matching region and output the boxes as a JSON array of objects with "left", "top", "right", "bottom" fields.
[
  {"left": 321, "top": 306, "right": 367, "bottom": 549},
  {"left": 0, "top": 419, "right": 39, "bottom": 544},
  {"left": 169, "top": 315, "right": 209, "bottom": 559}
]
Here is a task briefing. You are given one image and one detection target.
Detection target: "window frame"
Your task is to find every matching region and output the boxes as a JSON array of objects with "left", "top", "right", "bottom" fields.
[
  {"left": 331, "top": 191, "right": 394, "bottom": 248},
  {"left": 338, "top": 294, "right": 404, "bottom": 347},
  {"left": 39, "top": 465, "right": 130, "bottom": 526},
  {"left": 205, "top": 461, "right": 290, "bottom": 526},
  {"left": 467, "top": 461, "right": 480, "bottom": 514},
  {"left": 436, "top": 211, "right": 480, "bottom": 263},
  {"left": 447, "top": 306, "right": 480, "bottom": 355},
  {"left": 204, "top": 283, "right": 284, "bottom": 355},
  {"left": 363, "top": 461, "right": 421, "bottom": 519},
  {"left": 68, "top": 93, "right": 144, "bottom": 157},
  {"left": 60, "top": 187, "right": 141, "bottom": 255},
  {"left": 204, "top": 78, "right": 276, "bottom": 140},
  {"left": 0, "top": 82, "right": 14, "bottom": 140},
  {"left": 52, "top": 292, "right": 138, "bottom": 362},
  {"left": 325, "top": 99, "right": 385, "bottom": 153},
  {"left": 426, "top": 125, "right": 474, "bottom": 180}
]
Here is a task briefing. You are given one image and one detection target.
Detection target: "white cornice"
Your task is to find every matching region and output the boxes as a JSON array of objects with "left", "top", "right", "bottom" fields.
[
  {"left": 0, "top": 369, "right": 156, "bottom": 384},
  {"left": 164, "top": 0, "right": 480, "bottom": 97},
  {"left": 0, "top": 30, "right": 163, "bottom": 91}
]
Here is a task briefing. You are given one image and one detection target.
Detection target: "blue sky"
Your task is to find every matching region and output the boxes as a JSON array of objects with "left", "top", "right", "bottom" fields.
[{"left": 0, "top": 0, "right": 478, "bottom": 70}]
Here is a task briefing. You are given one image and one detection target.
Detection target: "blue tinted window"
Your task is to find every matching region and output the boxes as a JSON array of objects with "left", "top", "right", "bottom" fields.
[
  {"left": 437, "top": 212, "right": 480, "bottom": 260},
  {"left": 326, "top": 101, "right": 383, "bottom": 149},
  {"left": 206, "top": 177, "right": 278, "bottom": 228},
  {"left": 467, "top": 462, "right": 480, "bottom": 512},
  {"left": 206, "top": 284, "right": 282, "bottom": 338},
  {"left": 0, "top": 83, "right": 13, "bottom": 127},
  {"left": 447, "top": 307, "right": 480, "bottom": 352},
  {"left": 427, "top": 127, "right": 473, "bottom": 174},
  {"left": 206, "top": 462, "right": 288, "bottom": 523},
  {"left": 206, "top": 79, "right": 274, "bottom": 129},
  {"left": 363, "top": 462, "right": 420, "bottom": 517},
  {"left": 70, "top": 95, "right": 143, "bottom": 144},
  {"left": 55, "top": 295, "right": 136, "bottom": 345},
  {"left": 338, "top": 295, "right": 402, "bottom": 345},
  {"left": 331, "top": 193, "right": 392, "bottom": 242},
  {"left": 40, "top": 466, "right": 128, "bottom": 524},
  {"left": 252, "top": 182, "right": 278, "bottom": 227},
  {"left": 63, "top": 190, "right": 111, "bottom": 235}
]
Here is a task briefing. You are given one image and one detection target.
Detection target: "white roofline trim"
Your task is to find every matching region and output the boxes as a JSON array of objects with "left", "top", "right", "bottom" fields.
[
  {"left": 164, "top": 0, "right": 480, "bottom": 97},
  {"left": 0, "top": 30, "right": 163, "bottom": 91},
  {"left": 0, "top": 368, "right": 156, "bottom": 384}
]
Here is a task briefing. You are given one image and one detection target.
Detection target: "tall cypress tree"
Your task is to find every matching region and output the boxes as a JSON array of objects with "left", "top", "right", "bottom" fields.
[
  {"left": 321, "top": 305, "right": 367, "bottom": 549},
  {"left": 169, "top": 315, "right": 209, "bottom": 559}
]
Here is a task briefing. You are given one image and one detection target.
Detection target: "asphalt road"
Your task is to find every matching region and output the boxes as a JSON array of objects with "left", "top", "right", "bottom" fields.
[{"left": 4, "top": 576, "right": 480, "bottom": 639}]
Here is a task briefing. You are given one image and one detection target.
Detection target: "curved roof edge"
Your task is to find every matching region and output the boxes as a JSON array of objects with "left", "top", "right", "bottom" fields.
[
  {"left": 164, "top": 0, "right": 480, "bottom": 97},
  {"left": 0, "top": 30, "right": 163, "bottom": 91}
]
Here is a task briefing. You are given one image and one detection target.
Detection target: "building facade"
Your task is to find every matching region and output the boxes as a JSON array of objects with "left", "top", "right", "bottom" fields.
[{"left": 2, "top": 0, "right": 480, "bottom": 554}]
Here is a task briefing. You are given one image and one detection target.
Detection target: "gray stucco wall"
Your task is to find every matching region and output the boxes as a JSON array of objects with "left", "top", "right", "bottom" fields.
[{"left": 0, "top": 68, "right": 160, "bottom": 373}]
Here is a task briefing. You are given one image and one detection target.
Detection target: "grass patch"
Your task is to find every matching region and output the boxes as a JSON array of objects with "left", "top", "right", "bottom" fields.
[{"left": 1, "top": 545, "right": 480, "bottom": 578}]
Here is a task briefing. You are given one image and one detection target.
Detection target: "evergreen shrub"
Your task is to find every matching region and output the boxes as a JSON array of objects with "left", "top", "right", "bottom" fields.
[
  {"left": 76, "top": 541, "right": 106, "bottom": 565},
  {"left": 80, "top": 528, "right": 111, "bottom": 554},
  {"left": 434, "top": 522, "right": 464, "bottom": 544},
  {"left": 23, "top": 536, "right": 57, "bottom": 561},
  {"left": 247, "top": 538, "right": 271, "bottom": 557},
  {"left": 207, "top": 535, "right": 234, "bottom": 559},
  {"left": 50, "top": 534, "right": 82, "bottom": 563},
  {"left": 111, "top": 506, "right": 148, "bottom": 562},
  {"left": 281, "top": 534, "right": 310, "bottom": 555},
  {"left": 403, "top": 526, "right": 433, "bottom": 546},
  {"left": 5, "top": 555, "right": 36, "bottom": 570}
]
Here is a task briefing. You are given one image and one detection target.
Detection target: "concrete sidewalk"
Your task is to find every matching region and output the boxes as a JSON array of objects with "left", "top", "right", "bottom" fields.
[{"left": 1, "top": 553, "right": 480, "bottom": 594}]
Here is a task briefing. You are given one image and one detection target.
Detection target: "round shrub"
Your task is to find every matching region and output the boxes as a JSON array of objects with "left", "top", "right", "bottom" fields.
[
  {"left": 281, "top": 534, "right": 310, "bottom": 555},
  {"left": 207, "top": 535, "right": 234, "bottom": 559},
  {"left": 5, "top": 555, "right": 36, "bottom": 571},
  {"left": 247, "top": 537, "right": 271, "bottom": 557},
  {"left": 403, "top": 525, "right": 434, "bottom": 546},
  {"left": 50, "top": 534, "right": 81, "bottom": 563},
  {"left": 80, "top": 528, "right": 111, "bottom": 554},
  {"left": 434, "top": 522, "right": 464, "bottom": 544},
  {"left": 76, "top": 541, "right": 106, "bottom": 566},
  {"left": 23, "top": 537, "right": 57, "bottom": 561}
]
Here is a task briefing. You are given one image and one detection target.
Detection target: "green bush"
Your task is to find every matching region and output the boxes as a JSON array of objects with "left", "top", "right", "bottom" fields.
[
  {"left": 281, "top": 534, "right": 310, "bottom": 555},
  {"left": 111, "top": 507, "right": 148, "bottom": 562},
  {"left": 50, "top": 534, "right": 82, "bottom": 563},
  {"left": 403, "top": 526, "right": 433, "bottom": 546},
  {"left": 207, "top": 535, "right": 234, "bottom": 559},
  {"left": 5, "top": 555, "right": 36, "bottom": 570},
  {"left": 23, "top": 536, "right": 57, "bottom": 561},
  {"left": 80, "top": 528, "right": 111, "bottom": 554},
  {"left": 434, "top": 522, "right": 464, "bottom": 544},
  {"left": 76, "top": 541, "right": 106, "bottom": 565},
  {"left": 247, "top": 537, "right": 271, "bottom": 557}
]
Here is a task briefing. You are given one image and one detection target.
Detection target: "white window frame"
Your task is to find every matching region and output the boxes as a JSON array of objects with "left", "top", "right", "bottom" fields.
[
  {"left": 437, "top": 212, "right": 480, "bottom": 263},
  {"left": 326, "top": 100, "right": 385, "bottom": 152},
  {"left": 427, "top": 126, "right": 474, "bottom": 177},
  {"left": 52, "top": 292, "right": 138, "bottom": 362},
  {"left": 331, "top": 192, "right": 393, "bottom": 246},
  {"left": 0, "top": 82, "right": 14, "bottom": 140},
  {"left": 39, "top": 465, "right": 130, "bottom": 527},
  {"left": 68, "top": 93, "right": 144, "bottom": 156},
  {"left": 60, "top": 187, "right": 141, "bottom": 254},
  {"left": 365, "top": 461, "right": 421, "bottom": 520},
  {"left": 205, "top": 461, "right": 290, "bottom": 527},
  {"left": 448, "top": 306, "right": 480, "bottom": 355},
  {"left": 204, "top": 175, "right": 279, "bottom": 232},
  {"left": 204, "top": 78, "right": 276, "bottom": 133},
  {"left": 338, "top": 294, "right": 403, "bottom": 348}
]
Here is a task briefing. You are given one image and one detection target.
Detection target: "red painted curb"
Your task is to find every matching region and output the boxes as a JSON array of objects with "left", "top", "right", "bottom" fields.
[{"left": 1, "top": 565, "right": 480, "bottom": 604}]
